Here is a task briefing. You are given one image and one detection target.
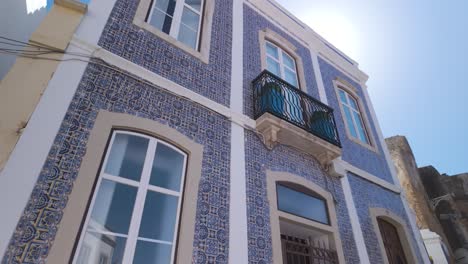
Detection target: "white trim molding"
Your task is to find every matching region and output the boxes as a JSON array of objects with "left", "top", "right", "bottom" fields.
[
  {"left": 340, "top": 175, "right": 371, "bottom": 264},
  {"left": 330, "top": 158, "right": 401, "bottom": 194},
  {"left": 228, "top": 0, "right": 249, "bottom": 263},
  {"left": 360, "top": 82, "right": 431, "bottom": 263}
]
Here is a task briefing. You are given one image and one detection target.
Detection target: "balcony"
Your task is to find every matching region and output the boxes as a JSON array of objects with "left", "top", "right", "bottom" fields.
[{"left": 252, "top": 70, "right": 342, "bottom": 166}]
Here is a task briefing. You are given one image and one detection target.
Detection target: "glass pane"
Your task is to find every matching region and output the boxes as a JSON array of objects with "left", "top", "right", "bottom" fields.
[
  {"left": 266, "top": 57, "right": 280, "bottom": 76},
  {"left": 277, "top": 184, "right": 329, "bottom": 225},
  {"left": 185, "top": 0, "right": 202, "bottom": 12},
  {"left": 282, "top": 52, "right": 296, "bottom": 70},
  {"left": 139, "top": 191, "right": 179, "bottom": 241},
  {"left": 104, "top": 133, "right": 149, "bottom": 182},
  {"left": 180, "top": 7, "right": 200, "bottom": 31},
  {"left": 348, "top": 96, "right": 359, "bottom": 111},
  {"left": 150, "top": 143, "right": 185, "bottom": 191},
  {"left": 338, "top": 89, "right": 348, "bottom": 104},
  {"left": 353, "top": 111, "right": 369, "bottom": 143},
  {"left": 284, "top": 68, "right": 298, "bottom": 87},
  {"left": 343, "top": 106, "right": 358, "bottom": 138},
  {"left": 133, "top": 240, "right": 172, "bottom": 264},
  {"left": 149, "top": 8, "right": 173, "bottom": 34},
  {"left": 266, "top": 42, "right": 279, "bottom": 59},
  {"left": 89, "top": 179, "right": 137, "bottom": 234},
  {"left": 177, "top": 24, "right": 198, "bottom": 49},
  {"left": 155, "top": 0, "right": 176, "bottom": 16},
  {"left": 76, "top": 232, "right": 126, "bottom": 264}
]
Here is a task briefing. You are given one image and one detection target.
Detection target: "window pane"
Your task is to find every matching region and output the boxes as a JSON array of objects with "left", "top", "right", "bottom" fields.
[
  {"left": 277, "top": 184, "right": 329, "bottom": 225},
  {"left": 266, "top": 57, "right": 280, "bottom": 76},
  {"left": 155, "top": 0, "right": 176, "bottom": 16},
  {"left": 180, "top": 7, "right": 200, "bottom": 31},
  {"left": 282, "top": 52, "right": 296, "bottom": 70},
  {"left": 348, "top": 96, "right": 359, "bottom": 111},
  {"left": 343, "top": 106, "right": 358, "bottom": 138},
  {"left": 338, "top": 89, "right": 347, "bottom": 104},
  {"left": 149, "top": 8, "right": 173, "bottom": 34},
  {"left": 138, "top": 191, "right": 178, "bottom": 241},
  {"left": 185, "top": 0, "right": 202, "bottom": 12},
  {"left": 133, "top": 240, "right": 172, "bottom": 264},
  {"left": 89, "top": 179, "right": 137, "bottom": 234},
  {"left": 266, "top": 42, "right": 279, "bottom": 59},
  {"left": 353, "top": 111, "right": 369, "bottom": 143},
  {"left": 284, "top": 68, "right": 298, "bottom": 87},
  {"left": 150, "top": 143, "right": 185, "bottom": 191},
  {"left": 104, "top": 133, "right": 149, "bottom": 182},
  {"left": 76, "top": 232, "right": 126, "bottom": 264},
  {"left": 177, "top": 24, "right": 198, "bottom": 49}
]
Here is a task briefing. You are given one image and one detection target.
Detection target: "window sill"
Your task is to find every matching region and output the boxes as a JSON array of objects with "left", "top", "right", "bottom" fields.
[{"left": 134, "top": 20, "right": 209, "bottom": 64}]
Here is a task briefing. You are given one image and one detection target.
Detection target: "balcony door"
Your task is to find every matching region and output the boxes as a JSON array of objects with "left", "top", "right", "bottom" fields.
[
  {"left": 264, "top": 41, "right": 304, "bottom": 125},
  {"left": 377, "top": 218, "right": 408, "bottom": 264}
]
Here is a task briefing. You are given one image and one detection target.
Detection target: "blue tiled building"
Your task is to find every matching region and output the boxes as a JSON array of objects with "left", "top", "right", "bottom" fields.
[{"left": 0, "top": 0, "right": 430, "bottom": 263}]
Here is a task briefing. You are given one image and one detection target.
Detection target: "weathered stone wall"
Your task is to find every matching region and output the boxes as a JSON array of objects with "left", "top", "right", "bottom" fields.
[{"left": 386, "top": 136, "right": 443, "bottom": 231}]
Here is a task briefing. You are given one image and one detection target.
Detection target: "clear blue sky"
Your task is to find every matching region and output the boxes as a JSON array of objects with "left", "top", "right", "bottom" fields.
[{"left": 276, "top": 0, "right": 468, "bottom": 175}]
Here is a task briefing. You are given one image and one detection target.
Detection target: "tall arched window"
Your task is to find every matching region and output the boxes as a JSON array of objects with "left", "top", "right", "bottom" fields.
[
  {"left": 267, "top": 171, "right": 346, "bottom": 264},
  {"left": 265, "top": 41, "right": 299, "bottom": 88},
  {"left": 74, "top": 130, "right": 187, "bottom": 264},
  {"left": 337, "top": 87, "right": 370, "bottom": 144}
]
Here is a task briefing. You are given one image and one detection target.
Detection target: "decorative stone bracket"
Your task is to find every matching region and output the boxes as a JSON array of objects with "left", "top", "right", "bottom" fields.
[{"left": 256, "top": 113, "right": 342, "bottom": 168}]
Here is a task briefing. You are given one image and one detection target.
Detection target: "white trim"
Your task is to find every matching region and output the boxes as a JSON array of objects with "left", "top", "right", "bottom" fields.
[
  {"left": 360, "top": 83, "right": 431, "bottom": 264},
  {"left": 331, "top": 159, "right": 401, "bottom": 194},
  {"left": 70, "top": 37, "right": 257, "bottom": 130},
  {"left": 73, "top": 131, "right": 188, "bottom": 264},
  {"left": 340, "top": 175, "right": 371, "bottom": 264},
  {"left": 310, "top": 50, "right": 328, "bottom": 104},
  {"left": 0, "top": 45, "right": 90, "bottom": 258},
  {"left": 74, "top": 0, "right": 117, "bottom": 45},
  {"left": 244, "top": 0, "right": 368, "bottom": 84},
  {"left": 229, "top": 0, "right": 248, "bottom": 263},
  {"left": 0, "top": 0, "right": 118, "bottom": 252}
]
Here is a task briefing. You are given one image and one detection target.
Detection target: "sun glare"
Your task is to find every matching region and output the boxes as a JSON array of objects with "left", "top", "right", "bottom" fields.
[{"left": 303, "top": 13, "right": 360, "bottom": 60}]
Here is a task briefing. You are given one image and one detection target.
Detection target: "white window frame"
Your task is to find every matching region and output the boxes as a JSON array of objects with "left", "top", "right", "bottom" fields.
[
  {"left": 147, "top": 0, "right": 205, "bottom": 50},
  {"left": 73, "top": 130, "right": 188, "bottom": 264},
  {"left": 258, "top": 29, "right": 308, "bottom": 92},
  {"left": 338, "top": 88, "right": 370, "bottom": 144},
  {"left": 265, "top": 41, "right": 299, "bottom": 87},
  {"left": 333, "top": 79, "right": 378, "bottom": 152},
  {"left": 267, "top": 171, "right": 346, "bottom": 264}
]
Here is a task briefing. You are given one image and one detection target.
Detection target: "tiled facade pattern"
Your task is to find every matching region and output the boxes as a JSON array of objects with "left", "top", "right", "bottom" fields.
[
  {"left": 243, "top": 4, "right": 319, "bottom": 118},
  {"left": 244, "top": 130, "right": 360, "bottom": 264},
  {"left": 348, "top": 173, "right": 425, "bottom": 263},
  {"left": 319, "top": 58, "right": 393, "bottom": 183},
  {"left": 98, "top": 0, "right": 233, "bottom": 107},
  {"left": 2, "top": 63, "right": 231, "bottom": 264}
]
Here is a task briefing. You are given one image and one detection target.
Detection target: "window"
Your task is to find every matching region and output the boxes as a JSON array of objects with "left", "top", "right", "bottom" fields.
[
  {"left": 74, "top": 130, "right": 187, "bottom": 264},
  {"left": 337, "top": 88, "right": 370, "bottom": 144},
  {"left": 147, "top": 0, "right": 205, "bottom": 50},
  {"left": 276, "top": 184, "right": 329, "bottom": 225},
  {"left": 267, "top": 172, "right": 345, "bottom": 264},
  {"left": 265, "top": 41, "right": 299, "bottom": 87}
]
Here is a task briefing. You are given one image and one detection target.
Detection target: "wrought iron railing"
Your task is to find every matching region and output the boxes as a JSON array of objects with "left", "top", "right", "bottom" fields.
[
  {"left": 252, "top": 70, "right": 341, "bottom": 147},
  {"left": 281, "top": 234, "right": 339, "bottom": 264}
]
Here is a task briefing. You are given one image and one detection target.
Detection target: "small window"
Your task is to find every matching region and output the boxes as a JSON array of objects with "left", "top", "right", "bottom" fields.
[
  {"left": 147, "top": 0, "right": 204, "bottom": 50},
  {"left": 276, "top": 184, "right": 329, "bottom": 225},
  {"left": 338, "top": 88, "right": 370, "bottom": 144},
  {"left": 265, "top": 41, "right": 299, "bottom": 87},
  {"left": 74, "top": 131, "right": 187, "bottom": 264}
]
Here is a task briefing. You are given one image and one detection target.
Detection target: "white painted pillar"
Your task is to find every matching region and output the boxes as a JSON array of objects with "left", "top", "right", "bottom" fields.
[
  {"left": 0, "top": 0, "right": 117, "bottom": 258},
  {"left": 341, "top": 175, "right": 371, "bottom": 264},
  {"left": 310, "top": 50, "right": 328, "bottom": 105},
  {"left": 228, "top": 0, "right": 248, "bottom": 263},
  {"left": 312, "top": 48, "right": 371, "bottom": 263},
  {"left": 361, "top": 83, "right": 431, "bottom": 264}
]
